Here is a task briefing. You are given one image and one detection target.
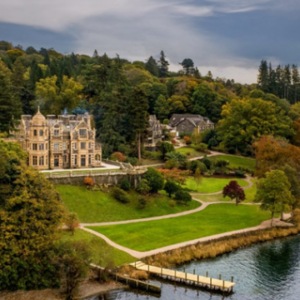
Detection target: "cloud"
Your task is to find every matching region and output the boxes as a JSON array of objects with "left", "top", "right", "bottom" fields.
[{"left": 0, "top": 0, "right": 298, "bottom": 84}]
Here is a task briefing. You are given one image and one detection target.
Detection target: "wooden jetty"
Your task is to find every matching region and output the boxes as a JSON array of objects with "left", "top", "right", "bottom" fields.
[{"left": 130, "top": 261, "right": 235, "bottom": 292}]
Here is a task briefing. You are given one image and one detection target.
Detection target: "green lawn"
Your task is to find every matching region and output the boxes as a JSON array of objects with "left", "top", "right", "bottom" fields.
[
  {"left": 192, "top": 179, "right": 257, "bottom": 203},
  {"left": 60, "top": 229, "right": 135, "bottom": 265},
  {"left": 244, "top": 179, "right": 258, "bottom": 203},
  {"left": 182, "top": 177, "right": 248, "bottom": 193},
  {"left": 56, "top": 185, "right": 201, "bottom": 223},
  {"left": 88, "top": 204, "right": 271, "bottom": 251},
  {"left": 192, "top": 193, "right": 231, "bottom": 202},
  {"left": 210, "top": 155, "right": 256, "bottom": 171},
  {"left": 175, "top": 147, "right": 205, "bottom": 157}
]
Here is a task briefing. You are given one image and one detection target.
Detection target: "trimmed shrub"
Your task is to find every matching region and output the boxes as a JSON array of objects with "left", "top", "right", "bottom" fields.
[
  {"left": 136, "top": 179, "right": 151, "bottom": 195},
  {"left": 111, "top": 187, "right": 130, "bottom": 204},
  {"left": 194, "top": 143, "right": 208, "bottom": 152},
  {"left": 174, "top": 190, "right": 192, "bottom": 204},
  {"left": 164, "top": 159, "right": 179, "bottom": 169},
  {"left": 234, "top": 170, "right": 246, "bottom": 178},
  {"left": 120, "top": 179, "right": 131, "bottom": 191},
  {"left": 164, "top": 180, "right": 180, "bottom": 197},
  {"left": 143, "top": 168, "right": 164, "bottom": 193},
  {"left": 201, "top": 156, "right": 212, "bottom": 170},
  {"left": 169, "top": 200, "right": 176, "bottom": 207},
  {"left": 84, "top": 177, "right": 94, "bottom": 186},
  {"left": 189, "top": 160, "right": 207, "bottom": 174},
  {"left": 111, "top": 152, "right": 126, "bottom": 162},
  {"left": 138, "top": 198, "right": 147, "bottom": 209},
  {"left": 183, "top": 136, "right": 192, "bottom": 145}
]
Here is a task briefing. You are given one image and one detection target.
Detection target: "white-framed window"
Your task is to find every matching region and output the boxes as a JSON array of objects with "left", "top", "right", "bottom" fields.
[
  {"left": 39, "top": 156, "right": 44, "bottom": 166},
  {"left": 79, "top": 129, "right": 87, "bottom": 136},
  {"left": 39, "top": 144, "right": 44, "bottom": 150},
  {"left": 80, "top": 142, "right": 86, "bottom": 150},
  {"left": 54, "top": 143, "right": 60, "bottom": 150}
]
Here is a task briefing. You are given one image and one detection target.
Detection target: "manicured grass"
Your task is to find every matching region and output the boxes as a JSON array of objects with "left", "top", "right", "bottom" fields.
[
  {"left": 192, "top": 193, "right": 231, "bottom": 202},
  {"left": 244, "top": 179, "right": 258, "bottom": 203},
  {"left": 56, "top": 185, "right": 201, "bottom": 223},
  {"left": 182, "top": 177, "right": 248, "bottom": 193},
  {"left": 88, "top": 204, "right": 271, "bottom": 251},
  {"left": 192, "top": 179, "right": 257, "bottom": 203},
  {"left": 175, "top": 147, "right": 205, "bottom": 157},
  {"left": 60, "top": 229, "right": 135, "bottom": 265},
  {"left": 210, "top": 155, "right": 256, "bottom": 171}
]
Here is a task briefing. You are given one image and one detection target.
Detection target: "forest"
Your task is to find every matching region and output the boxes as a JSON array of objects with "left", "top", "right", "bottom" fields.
[{"left": 1, "top": 40, "right": 300, "bottom": 158}]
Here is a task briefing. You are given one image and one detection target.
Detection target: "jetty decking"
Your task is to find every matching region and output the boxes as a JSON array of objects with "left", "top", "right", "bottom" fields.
[{"left": 130, "top": 261, "right": 235, "bottom": 292}]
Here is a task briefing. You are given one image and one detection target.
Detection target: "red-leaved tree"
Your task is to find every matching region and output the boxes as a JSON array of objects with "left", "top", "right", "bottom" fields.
[{"left": 222, "top": 180, "right": 245, "bottom": 206}]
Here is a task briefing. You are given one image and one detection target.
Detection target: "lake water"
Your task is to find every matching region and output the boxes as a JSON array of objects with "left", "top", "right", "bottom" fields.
[{"left": 86, "top": 234, "right": 300, "bottom": 300}]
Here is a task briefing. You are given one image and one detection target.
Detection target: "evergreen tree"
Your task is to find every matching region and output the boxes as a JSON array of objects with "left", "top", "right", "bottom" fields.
[
  {"left": 157, "top": 51, "right": 169, "bottom": 78},
  {"left": 292, "top": 64, "right": 300, "bottom": 103},
  {"left": 145, "top": 56, "right": 159, "bottom": 77},
  {"left": 128, "top": 87, "right": 149, "bottom": 160},
  {"left": 0, "top": 59, "right": 22, "bottom": 133},
  {"left": 179, "top": 58, "right": 194, "bottom": 75},
  {"left": 194, "top": 67, "right": 201, "bottom": 79},
  {"left": 257, "top": 60, "right": 269, "bottom": 92}
]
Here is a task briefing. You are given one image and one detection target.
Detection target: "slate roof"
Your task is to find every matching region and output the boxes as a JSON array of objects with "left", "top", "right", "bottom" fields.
[{"left": 169, "top": 114, "right": 213, "bottom": 127}]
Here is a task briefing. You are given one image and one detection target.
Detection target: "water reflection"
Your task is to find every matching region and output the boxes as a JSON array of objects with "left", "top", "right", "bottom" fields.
[{"left": 87, "top": 235, "right": 300, "bottom": 300}]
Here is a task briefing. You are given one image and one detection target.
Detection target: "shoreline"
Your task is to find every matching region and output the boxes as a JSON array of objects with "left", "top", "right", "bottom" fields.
[
  {"left": 143, "top": 215, "right": 300, "bottom": 268},
  {"left": 0, "top": 281, "right": 125, "bottom": 300}
]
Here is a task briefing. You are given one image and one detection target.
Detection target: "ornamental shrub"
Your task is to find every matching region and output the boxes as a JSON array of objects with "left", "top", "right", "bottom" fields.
[
  {"left": 143, "top": 168, "right": 164, "bottom": 193},
  {"left": 120, "top": 179, "right": 131, "bottom": 191},
  {"left": 174, "top": 190, "right": 192, "bottom": 204},
  {"left": 111, "top": 187, "right": 130, "bottom": 204}
]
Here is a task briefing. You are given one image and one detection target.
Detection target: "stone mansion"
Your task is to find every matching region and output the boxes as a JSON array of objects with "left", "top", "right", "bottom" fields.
[{"left": 10, "top": 108, "right": 102, "bottom": 170}]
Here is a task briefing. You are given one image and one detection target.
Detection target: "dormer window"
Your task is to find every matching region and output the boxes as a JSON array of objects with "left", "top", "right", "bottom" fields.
[
  {"left": 54, "top": 129, "right": 59, "bottom": 136},
  {"left": 39, "top": 130, "right": 43, "bottom": 136},
  {"left": 33, "top": 130, "right": 37, "bottom": 136},
  {"left": 79, "top": 129, "right": 87, "bottom": 136}
]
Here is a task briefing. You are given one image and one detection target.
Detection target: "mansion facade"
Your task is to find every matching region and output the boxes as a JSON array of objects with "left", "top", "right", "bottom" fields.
[{"left": 10, "top": 108, "right": 102, "bottom": 170}]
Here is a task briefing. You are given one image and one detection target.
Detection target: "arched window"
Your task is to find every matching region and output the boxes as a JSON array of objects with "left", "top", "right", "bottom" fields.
[{"left": 39, "top": 130, "right": 43, "bottom": 136}]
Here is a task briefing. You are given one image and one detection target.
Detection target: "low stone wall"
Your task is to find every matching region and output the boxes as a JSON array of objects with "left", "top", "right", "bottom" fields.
[{"left": 47, "top": 172, "right": 142, "bottom": 187}]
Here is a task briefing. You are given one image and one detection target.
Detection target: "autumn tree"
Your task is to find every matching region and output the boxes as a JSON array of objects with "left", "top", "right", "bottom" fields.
[
  {"left": 255, "top": 170, "right": 294, "bottom": 225},
  {"left": 0, "top": 140, "right": 65, "bottom": 290},
  {"left": 218, "top": 98, "right": 293, "bottom": 154},
  {"left": 35, "top": 75, "right": 83, "bottom": 115},
  {"left": 253, "top": 136, "right": 300, "bottom": 178},
  {"left": 222, "top": 180, "right": 245, "bottom": 206}
]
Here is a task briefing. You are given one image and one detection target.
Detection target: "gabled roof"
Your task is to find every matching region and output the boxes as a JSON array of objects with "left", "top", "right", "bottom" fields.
[{"left": 169, "top": 114, "right": 213, "bottom": 127}]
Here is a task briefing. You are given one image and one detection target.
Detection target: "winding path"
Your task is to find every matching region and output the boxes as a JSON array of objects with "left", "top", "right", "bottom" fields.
[{"left": 79, "top": 175, "right": 282, "bottom": 258}]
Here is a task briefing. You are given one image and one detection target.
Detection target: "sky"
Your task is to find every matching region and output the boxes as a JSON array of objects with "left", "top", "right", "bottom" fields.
[{"left": 0, "top": 0, "right": 299, "bottom": 84}]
